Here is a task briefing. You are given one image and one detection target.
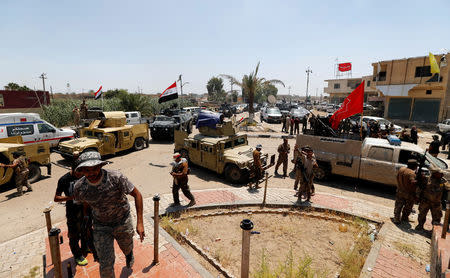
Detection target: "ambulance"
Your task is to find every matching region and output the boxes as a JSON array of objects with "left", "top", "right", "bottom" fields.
[{"left": 0, "top": 113, "right": 75, "bottom": 148}]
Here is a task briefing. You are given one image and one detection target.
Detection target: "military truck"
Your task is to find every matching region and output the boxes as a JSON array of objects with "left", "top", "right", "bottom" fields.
[
  {"left": 0, "top": 136, "right": 51, "bottom": 184},
  {"left": 57, "top": 111, "right": 149, "bottom": 159},
  {"left": 174, "top": 117, "right": 274, "bottom": 183},
  {"left": 297, "top": 134, "right": 450, "bottom": 186}
]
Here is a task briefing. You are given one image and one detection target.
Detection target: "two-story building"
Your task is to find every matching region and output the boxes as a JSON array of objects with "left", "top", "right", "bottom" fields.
[
  {"left": 324, "top": 76, "right": 379, "bottom": 104},
  {"left": 372, "top": 53, "right": 450, "bottom": 123}
]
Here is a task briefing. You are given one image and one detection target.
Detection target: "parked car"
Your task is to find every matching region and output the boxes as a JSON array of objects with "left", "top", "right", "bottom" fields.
[
  {"left": 260, "top": 107, "right": 282, "bottom": 123},
  {"left": 326, "top": 104, "right": 338, "bottom": 113},
  {"left": 361, "top": 116, "right": 402, "bottom": 134},
  {"left": 289, "top": 107, "right": 310, "bottom": 120},
  {"left": 437, "top": 119, "right": 450, "bottom": 134},
  {"left": 149, "top": 114, "right": 193, "bottom": 140},
  {"left": 125, "top": 111, "right": 142, "bottom": 125},
  {"left": 182, "top": 107, "right": 202, "bottom": 123},
  {"left": 0, "top": 113, "right": 75, "bottom": 148},
  {"left": 219, "top": 104, "right": 233, "bottom": 118}
]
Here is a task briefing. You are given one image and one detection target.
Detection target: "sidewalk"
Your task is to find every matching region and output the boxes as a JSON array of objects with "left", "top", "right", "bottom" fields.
[{"left": 2, "top": 187, "right": 440, "bottom": 277}]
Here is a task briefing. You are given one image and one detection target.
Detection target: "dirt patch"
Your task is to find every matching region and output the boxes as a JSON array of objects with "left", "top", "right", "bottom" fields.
[{"left": 163, "top": 208, "right": 372, "bottom": 277}]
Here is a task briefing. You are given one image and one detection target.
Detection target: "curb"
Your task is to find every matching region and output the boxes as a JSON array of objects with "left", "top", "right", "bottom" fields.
[{"left": 246, "top": 134, "right": 296, "bottom": 139}]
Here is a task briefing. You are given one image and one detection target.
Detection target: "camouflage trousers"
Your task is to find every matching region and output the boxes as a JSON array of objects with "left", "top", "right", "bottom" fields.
[
  {"left": 15, "top": 172, "right": 31, "bottom": 195},
  {"left": 93, "top": 215, "right": 134, "bottom": 278},
  {"left": 393, "top": 194, "right": 415, "bottom": 222},
  {"left": 275, "top": 157, "right": 288, "bottom": 175},
  {"left": 418, "top": 200, "right": 442, "bottom": 226},
  {"left": 294, "top": 169, "right": 314, "bottom": 199}
]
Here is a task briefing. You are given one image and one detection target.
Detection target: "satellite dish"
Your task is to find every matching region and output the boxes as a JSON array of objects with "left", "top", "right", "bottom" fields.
[{"left": 268, "top": 95, "right": 276, "bottom": 104}]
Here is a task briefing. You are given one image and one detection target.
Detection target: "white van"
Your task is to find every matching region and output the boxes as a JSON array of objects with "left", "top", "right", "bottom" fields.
[
  {"left": 125, "top": 111, "right": 142, "bottom": 125},
  {"left": 0, "top": 113, "right": 76, "bottom": 148}
]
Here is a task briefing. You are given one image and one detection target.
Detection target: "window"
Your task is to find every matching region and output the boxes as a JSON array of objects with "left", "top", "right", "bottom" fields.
[
  {"left": 224, "top": 141, "right": 232, "bottom": 149},
  {"left": 398, "top": 150, "right": 421, "bottom": 165},
  {"left": 367, "top": 146, "right": 393, "bottom": 162},
  {"left": 0, "top": 95, "right": 4, "bottom": 107},
  {"left": 367, "top": 81, "right": 371, "bottom": 87},
  {"left": 333, "top": 83, "right": 340, "bottom": 89},
  {"left": 234, "top": 137, "right": 246, "bottom": 146},
  {"left": 6, "top": 124, "right": 34, "bottom": 136},
  {"left": 123, "top": 131, "right": 129, "bottom": 137},
  {"left": 37, "top": 123, "right": 55, "bottom": 133},
  {"left": 131, "top": 113, "right": 138, "bottom": 118},
  {"left": 415, "top": 66, "right": 432, "bottom": 77},
  {"left": 191, "top": 142, "right": 197, "bottom": 148},
  {"left": 426, "top": 90, "right": 432, "bottom": 95},
  {"left": 378, "top": 72, "right": 386, "bottom": 81}
]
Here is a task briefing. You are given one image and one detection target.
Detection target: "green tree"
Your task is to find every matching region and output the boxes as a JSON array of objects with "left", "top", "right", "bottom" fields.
[
  {"left": 206, "top": 77, "right": 227, "bottom": 102},
  {"left": 221, "top": 62, "right": 284, "bottom": 122},
  {"left": 118, "top": 93, "right": 152, "bottom": 116},
  {"left": 104, "top": 88, "right": 129, "bottom": 99},
  {"left": 4, "top": 82, "right": 30, "bottom": 91}
]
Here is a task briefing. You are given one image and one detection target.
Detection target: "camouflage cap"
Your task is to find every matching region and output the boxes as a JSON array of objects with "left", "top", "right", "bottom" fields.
[
  {"left": 303, "top": 145, "right": 313, "bottom": 152},
  {"left": 256, "top": 144, "right": 262, "bottom": 149},
  {"left": 75, "top": 151, "right": 108, "bottom": 170}
]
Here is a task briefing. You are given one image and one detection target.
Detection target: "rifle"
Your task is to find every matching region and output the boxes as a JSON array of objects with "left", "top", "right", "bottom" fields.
[{"left": 306, "top": 109, "right": 337, "bottom": 137}]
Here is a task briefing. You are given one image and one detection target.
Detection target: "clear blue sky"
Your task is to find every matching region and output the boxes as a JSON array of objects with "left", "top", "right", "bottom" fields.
[{"left": 1, "top": 0, "right": 449, "bottom": 97}]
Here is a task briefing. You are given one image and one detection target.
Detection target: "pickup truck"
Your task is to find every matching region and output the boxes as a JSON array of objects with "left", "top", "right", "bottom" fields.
[{"left": 296, "top": 134, "right": 450, "bottom": 187}]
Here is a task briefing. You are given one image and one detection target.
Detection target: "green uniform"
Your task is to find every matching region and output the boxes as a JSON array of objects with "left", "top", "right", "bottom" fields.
[
  {"left": 418, "top": 177, "right": 446, "bottom": 226},
  {"left": 275, "top": 143, "right": 290, "bottom": 176}
]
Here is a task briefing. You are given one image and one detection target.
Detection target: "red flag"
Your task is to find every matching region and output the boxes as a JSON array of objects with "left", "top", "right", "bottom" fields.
[
  {"left": 338, "top": 63, "right": 352, "bottom": 72},
  {"left": 329, "top": 81, "right": 364, "bottom": 130}
]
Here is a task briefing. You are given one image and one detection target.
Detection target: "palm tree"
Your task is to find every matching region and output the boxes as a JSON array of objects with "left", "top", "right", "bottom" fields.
[{"left": 221, "top": 62, "right": 284, "bottom": 122}]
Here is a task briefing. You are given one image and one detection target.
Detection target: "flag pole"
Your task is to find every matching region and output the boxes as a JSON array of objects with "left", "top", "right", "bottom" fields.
[{"left": 359, "top": 110, "right": 363, "bottom": 140}]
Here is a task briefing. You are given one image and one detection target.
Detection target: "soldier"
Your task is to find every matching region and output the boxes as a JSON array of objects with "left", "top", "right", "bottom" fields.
[
  {"left": 295, "top": 146, "right": 318, "bottom": 202},
  {"left": 73, "top": 151, "right": 145, "bottom": 277},
  {"left": 281, "top": 114, "right": 286, "bottom": 132},
  {"left": 275, "top": 138, "right": 290, "bottom": 177},
  {"left": 294, "top": 117, "right": 300, "bottom": 134},
  {"left": 416, "top": 167, "right": 448, "bottom": 230},
  {"left": 72, "top": 106, "right": 80, "bottom": 127},
  {"left": 54, "top": 153, "right": 96, "bottom": 266},
  {"left": 411, "top": 126, "right": 418, "bottom": 145},
  {"left": 428, "top": 135, "right": 440, "bottom": 157},
  {"left": 285, "top": 115, "right": 291, "bottom": 134},
  {"left": 253, "top": 144, "right": 263, "bottom": 182},
  {"left": 170, "top": 153, "right": 196, "bottom": 207},
  {"left": 80, "top": 99, "right": 88, "bottom": 119},
  {"left": 0, "top": 151, "right": 32, "bottom": 196},
  {"left": 302, "top": 115, "right": 308, "bottom": 132},
  {"left": 393, "top": 159, "right": 418, "bottom": 224}
]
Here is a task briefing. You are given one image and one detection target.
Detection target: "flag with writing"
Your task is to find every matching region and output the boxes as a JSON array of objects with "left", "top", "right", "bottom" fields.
[
  {"left": 329, "top": 81, "right": 364, "bottom": 130},
  {"left": 158, "top": 82, "right": 178, "bottom": 103}
]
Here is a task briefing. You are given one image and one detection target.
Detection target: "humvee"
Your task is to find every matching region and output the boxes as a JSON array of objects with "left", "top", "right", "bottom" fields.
[
  {"left": 174, "top": 119, "right": 274, "bottom": 183},
  {"left": 57, "top": 111, "right": 149, "bottom": 159},
  {"left": 0, "top": 136, "right": 51, "bottom": 184}
]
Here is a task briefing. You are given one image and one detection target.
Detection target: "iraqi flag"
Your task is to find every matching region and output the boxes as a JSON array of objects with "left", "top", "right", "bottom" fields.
[
  {"left": 329, "top": 81, "right": 364, "bottom": 130},
  {"left": 94, "top": 86, "right": 103, "bottom": 100},
  {"left": 159, "top": 82, "right": 178, "bottom": 103}
]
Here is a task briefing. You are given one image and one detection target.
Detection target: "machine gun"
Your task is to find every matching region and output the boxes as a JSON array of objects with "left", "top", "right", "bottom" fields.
[{"left": 305, "top": 109, "right": 337, "bottom": 137}]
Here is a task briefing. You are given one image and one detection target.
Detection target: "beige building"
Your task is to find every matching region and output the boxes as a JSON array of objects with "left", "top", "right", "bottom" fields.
[
  {"left": 372, "top": 53, "right": 450, "bottom": 123},
  {"left": 324, "top": 76, "right": 379, "bottom": 104}
]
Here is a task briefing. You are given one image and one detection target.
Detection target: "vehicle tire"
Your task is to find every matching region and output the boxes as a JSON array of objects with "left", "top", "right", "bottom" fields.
[
  {"left": 224, "top": 164, "right": 244, "bottom": 184},
  {"left": 28, "top": 163, "right": 41, "bottom": 183},
  {"left": 314, "top": 163, "right": 330, "bottom": 181},
  {"left": 134, "top": 137, "right": 145, "bottom": 151}
]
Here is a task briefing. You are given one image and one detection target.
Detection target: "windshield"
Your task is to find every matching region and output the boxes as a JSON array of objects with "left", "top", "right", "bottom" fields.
[
  {"left": 426, "top": 153, "right": 448, "bottom": 169},
  {"left": 155, "top": 116, "right": 173, "bottom": 121},
  {"left": 267, "top": 108, "right": 280, "bottom": 114},
  {"left": 84, "top": 131, "right": 103, "bottom": 139}
]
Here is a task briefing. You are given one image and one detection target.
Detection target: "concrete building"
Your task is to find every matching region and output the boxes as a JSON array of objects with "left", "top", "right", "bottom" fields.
[
  {"left": 324, "top": 76, "right": 379, "bottom": 104},
  {"left": 372, "top": 53, "right": 450, "bottom": 123}
]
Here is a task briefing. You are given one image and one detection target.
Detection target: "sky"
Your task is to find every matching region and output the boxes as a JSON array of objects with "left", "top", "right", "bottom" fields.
[{"left": 1, "top": 0, "right": 449, "bottom": 97}]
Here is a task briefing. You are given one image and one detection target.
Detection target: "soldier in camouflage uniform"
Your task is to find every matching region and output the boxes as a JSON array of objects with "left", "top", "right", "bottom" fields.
[
  {"left": 170, "top": 153, "right": 195, "bottom": 207},
  {"left": 275, "top": 138, "right": 290, "bottom": 177},
  {"left": 0, "top": 151, "right": 32, "bottom": 196},
  {"left": 415, "top": 167, "right": 448, "bottom": 230},
  {"left": 73, "top": 151, "right": 145, "bottom": 278},
  {"left": 393, "top": 159, "right": 418, "bottom": 224}
]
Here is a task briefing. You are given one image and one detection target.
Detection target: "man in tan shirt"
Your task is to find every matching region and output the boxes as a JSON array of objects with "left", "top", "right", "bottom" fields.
[{"left": 393, "top": 159, "right": 418, "bottom": 224}]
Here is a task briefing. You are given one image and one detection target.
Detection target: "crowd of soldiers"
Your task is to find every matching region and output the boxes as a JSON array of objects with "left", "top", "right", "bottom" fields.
[
  {"left": 394, "top": 159, "right": 449, "bottom": 230},
  {"left": 253, "top": 137, "right": 318, "bottom": 202}
]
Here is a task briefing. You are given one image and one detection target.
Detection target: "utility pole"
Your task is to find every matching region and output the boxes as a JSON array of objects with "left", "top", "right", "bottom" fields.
[
  {"left": 39, "top": 73, "right": 47, "bottom": 92},
  {"left": 305, "top": 67, "right": 312, "bottom": 100}
]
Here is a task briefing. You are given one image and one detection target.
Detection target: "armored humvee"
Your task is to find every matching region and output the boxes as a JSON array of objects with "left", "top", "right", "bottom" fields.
[
  {"left": 57, "top": 111, "right": 149, "bottom": 159},
  {"left": 0, "top": 136, "right": 51, "bottom": 184},
  {"left": 174, "top": 117, "right": 274, "bottom": 183}
]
